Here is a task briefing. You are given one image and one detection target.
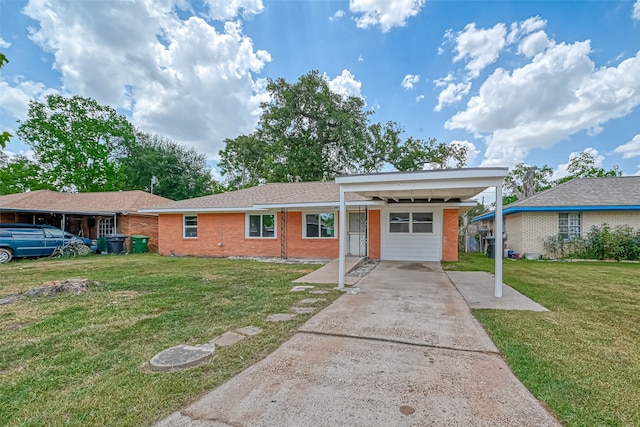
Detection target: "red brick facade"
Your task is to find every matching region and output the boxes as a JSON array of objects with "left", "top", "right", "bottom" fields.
[
  {"left": 441, "top": 208, "right": 459, "bottom": 261},
  {"left": 119, "top": 214, "right": 161, "bottom": 252}
]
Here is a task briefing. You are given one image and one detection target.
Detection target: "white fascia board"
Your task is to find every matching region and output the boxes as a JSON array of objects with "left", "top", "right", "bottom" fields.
[
  {"left": 138, "top": 207, "right": 266, "bottom": 214},
  {"left": 339, "top": 178, "right": 503, "bottom": 193},
  {"left": 336, "top": 168, "right": 509, "bottom": 185}
]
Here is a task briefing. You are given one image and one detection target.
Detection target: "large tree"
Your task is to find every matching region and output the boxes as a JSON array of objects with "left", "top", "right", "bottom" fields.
[
  {"left": 0, "top": 152, "right": 52, "bottom": 195},
  {"left": 122, "top": 132, "right": 217, "bottom": 200},
  {"left": 219, "top": 71, "right": 466, "bottom": 188},
  {"left": 503, "top": 162, "right": 554, "bottom": 204},
  {"left": 556, "top": 151, "right": 621, "bottom": 184},
  {"left": 17, "top": 94, "right": 136, "bottom": 192}
]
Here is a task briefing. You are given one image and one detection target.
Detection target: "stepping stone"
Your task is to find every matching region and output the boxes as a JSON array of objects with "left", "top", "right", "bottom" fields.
[
  {"left": 298, "top": 298, "right": 325, "bottom": 305},
  {"left": 212, "top": 331, "right": 245, "bottom": 347},
  {"left": 267, "top": 313, "right": 296, "bottom": 322},
  {"left": 236, "top": 325, "right": 263, "bottom": 336},
  {"left": 149, "top": 343, "right": 215, "bottom": 372},
  {"left": 290, "top": 285, "right": 315, "bottom": 292},
  {"left": 290, "top": 306, "right": 316, "bottom": 314},
  {"left": 309, "top": 290, "right": 329, "bottom": 294},
  {"left": 337, "top": 287, "right": 362, "bottom": 294}
]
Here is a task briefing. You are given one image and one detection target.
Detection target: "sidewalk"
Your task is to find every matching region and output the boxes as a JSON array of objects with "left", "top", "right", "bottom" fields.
[{"left": 155, "top": 261, "right": 560, "bottom": 427}]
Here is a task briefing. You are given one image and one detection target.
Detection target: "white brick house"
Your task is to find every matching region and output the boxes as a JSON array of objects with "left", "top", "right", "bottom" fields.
[{"left": 473, "top": 177, "right": 640, "bottom": 257}]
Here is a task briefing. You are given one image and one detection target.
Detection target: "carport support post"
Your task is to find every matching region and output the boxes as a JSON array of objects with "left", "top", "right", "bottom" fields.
[
  {"left": 338, "top": 188, "right": 346, "bottom": 289},
  {"left": 495, "top": 185, "right": 503, "bottom": 298}
]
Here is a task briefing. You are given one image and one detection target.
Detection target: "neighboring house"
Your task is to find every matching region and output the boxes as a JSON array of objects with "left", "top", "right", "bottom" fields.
[
  {"left": 0, "top": 190, "right": 171, "bottom": 251},
  {"left": 472, "top": 177, "right": 640, "bottom": 257},
  {"left": 140, "top": 168, "right": 509, "bottom": 264}
]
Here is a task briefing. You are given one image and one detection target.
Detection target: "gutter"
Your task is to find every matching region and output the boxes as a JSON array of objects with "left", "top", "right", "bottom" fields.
[{"left": 472, "top": 205, "right": 640, "bottom": 222}]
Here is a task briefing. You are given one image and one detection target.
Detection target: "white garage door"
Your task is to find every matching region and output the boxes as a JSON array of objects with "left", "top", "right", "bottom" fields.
[{"left": 380, "top": 207, "right": 443, "bottom": 261}]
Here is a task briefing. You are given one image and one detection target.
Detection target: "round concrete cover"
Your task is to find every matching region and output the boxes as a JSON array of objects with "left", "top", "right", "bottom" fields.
[{"left": 150, "top": 344, "right": 215, "bottom": 372}]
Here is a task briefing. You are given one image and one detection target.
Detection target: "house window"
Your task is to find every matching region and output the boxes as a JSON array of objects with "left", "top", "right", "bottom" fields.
[
  {"left": 183, "top": 215, "right": 198, "bottom": 238},
  {"left": 248, "top": 214, "right": 276, "bottom": 238},
  {"left": 389, "top": 212, "right": 434, "bottom": 233},
  {"left": 559, "top": 213, "right": 581, "bottom": 239},
  {"left": 97, "top": 218, "right": 114, "bottom": 237},
  {"left": 305, "top": 213, "right": 335, "bottom": 238}
]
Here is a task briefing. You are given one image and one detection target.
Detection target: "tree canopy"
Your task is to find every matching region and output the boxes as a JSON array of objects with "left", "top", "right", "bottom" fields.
[
  {"left": 17, "top": 94, "right": 136, "bottom": 192},
  {"left": 219, "top": 71, "right": 467, "bottom": 188},
  {"left": 122, "top": 131, "right": 217, "bottom": 200},
  {"left": 556, "top": 151, "right": 621, "bottom": 184},
  {"left": 0, "top": 152, "right": 53, "bottom": 195}
]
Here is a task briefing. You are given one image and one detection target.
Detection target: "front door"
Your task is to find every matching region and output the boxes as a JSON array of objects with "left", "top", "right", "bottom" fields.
[{"left": 348, "top": 212, "right": 367, "bottom": 256}]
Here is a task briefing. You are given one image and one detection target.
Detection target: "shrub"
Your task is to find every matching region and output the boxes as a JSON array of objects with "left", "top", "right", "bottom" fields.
[{"left": 544, "top": 223, "right": 640, "bottom": 261}]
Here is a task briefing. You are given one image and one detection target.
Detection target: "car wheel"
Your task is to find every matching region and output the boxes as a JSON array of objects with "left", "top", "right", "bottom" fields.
[
  {"left": 76, "top": 244, "right": 91, "bottom": 256},
  {"left": 0, "top": 248, "right": 13, "bottom": 263}
]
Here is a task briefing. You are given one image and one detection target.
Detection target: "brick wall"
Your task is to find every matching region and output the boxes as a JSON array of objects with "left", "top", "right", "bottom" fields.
[
  {"left": 368, "top": 209, "right": 381, "bottom": 259},
  {"left": 441, "top": 209, "right": 459, "bottom": 261},
  {"left": 505, "top": 213, "right": 523, "bottom": 254},
  {"left": 119, "top": 214, "right": 161, "bottom": 252},
  {"left": 521, "top": 212, "right": 557, "bottom": 255},
  {"left": 583, "top": 211, "right": 640, "bottom": 231}
]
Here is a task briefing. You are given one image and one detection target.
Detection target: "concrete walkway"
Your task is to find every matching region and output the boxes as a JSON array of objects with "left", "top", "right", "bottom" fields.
[
  {"left": 293, "top": 256, "right": 364, "bottom": 285},
  {"left": 155, "top": 261, "right": 560, "bottom": 427}
]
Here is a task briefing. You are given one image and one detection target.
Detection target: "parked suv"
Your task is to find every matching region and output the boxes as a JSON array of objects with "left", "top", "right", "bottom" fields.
[{"left": 0, "top": 223, "right": 98, "bottom": 263}]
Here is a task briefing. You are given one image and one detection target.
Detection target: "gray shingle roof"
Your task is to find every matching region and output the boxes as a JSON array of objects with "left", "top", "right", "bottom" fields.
[
  {"left": 508, "top": 176, "right": 640, "bottom": 207},
  {"left": 144, "top": 182, "right": 370, "bottom": 211}
]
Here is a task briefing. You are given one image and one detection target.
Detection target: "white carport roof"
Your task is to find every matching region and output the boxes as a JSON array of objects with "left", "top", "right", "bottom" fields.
[{"left": 335, "top": 168, "right": 509, "bottom": 298}]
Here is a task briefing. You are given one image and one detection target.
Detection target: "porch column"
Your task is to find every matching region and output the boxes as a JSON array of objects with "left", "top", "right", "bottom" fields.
[
  {"left": 338, "top": 188, "right": 347, "bottom": 289},
  {"left": 495, "top": 185, "right": 503, "bottom": 298}
]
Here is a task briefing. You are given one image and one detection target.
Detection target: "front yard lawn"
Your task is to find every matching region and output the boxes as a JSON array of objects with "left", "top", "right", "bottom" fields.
[
  {"left": 0, "top": 254, "right": 340, "bottom": 426},
  {"left": 444, "top": 253, "right": 640, "bottom": 427}
]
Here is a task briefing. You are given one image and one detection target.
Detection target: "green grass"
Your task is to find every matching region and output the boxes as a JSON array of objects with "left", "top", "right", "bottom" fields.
[
  {"left": 443, "top": 253, "right": 640, "bottom": 427},
  {"left": 0, "top": 254, "right": 341, "bottom": 426}
]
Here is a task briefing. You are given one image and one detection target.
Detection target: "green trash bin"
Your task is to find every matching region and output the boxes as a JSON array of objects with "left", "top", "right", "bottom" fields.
[
  {"left": 97, "top": 237, "right": 108, "bottom": 254},
  {"left": 130, "top": 235, "right": 150, "bottom": 253}
]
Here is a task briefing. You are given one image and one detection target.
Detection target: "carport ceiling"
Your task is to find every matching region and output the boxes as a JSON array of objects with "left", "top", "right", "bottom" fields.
[{"left": 336, "top": 168, "right": 509, "bottom": 202}]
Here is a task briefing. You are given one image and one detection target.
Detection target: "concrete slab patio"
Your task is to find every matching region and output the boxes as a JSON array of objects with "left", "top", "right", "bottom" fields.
[
  {"left": 447, "top": 271, "right": 548, "bottom": 311},
  {"left": 155, "top": 261, "right": 560, "bottom": 427}
]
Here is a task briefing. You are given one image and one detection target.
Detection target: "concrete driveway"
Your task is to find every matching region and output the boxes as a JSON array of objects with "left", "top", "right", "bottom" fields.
[{"left": 155, "top": 261, "right": 560, "bottom": 427}]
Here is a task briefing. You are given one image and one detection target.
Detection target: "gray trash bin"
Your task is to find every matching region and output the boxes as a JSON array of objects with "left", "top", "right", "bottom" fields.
[
  {"left": 486, "top": 236, "right": 496, "bottom": 258},
  {"left": 106, "top": 234, "right": 128, "bottom": 254}
]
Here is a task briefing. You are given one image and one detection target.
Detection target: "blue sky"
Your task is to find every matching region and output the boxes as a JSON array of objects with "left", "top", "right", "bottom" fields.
[{"left": 1, "top": 0, "right": 640, "bottom": 182}]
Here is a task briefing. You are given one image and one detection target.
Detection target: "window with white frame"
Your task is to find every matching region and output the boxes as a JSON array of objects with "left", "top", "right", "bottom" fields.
[
  {"left": 559, "top": 212, "right": 581, "bottom": 239},
  {"left": 248, "top": 214, "right": 275, "bottom": 238},
  {"left": 183, "top": 215, "right": 198, "bottom": 238},
  {"left": 389, "top": 212, "right": 434, "bottom": 233},
  {"left": 97, "top": 218, "right": 114, "bottom": 237},
  {"left": 304, "top": 213, "right": 336, "bottom": 238}
]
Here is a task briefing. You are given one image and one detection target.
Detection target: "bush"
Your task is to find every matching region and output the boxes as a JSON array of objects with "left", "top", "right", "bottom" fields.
[{"left": 543, "top": 223, "right": 640, "bottom": 261}]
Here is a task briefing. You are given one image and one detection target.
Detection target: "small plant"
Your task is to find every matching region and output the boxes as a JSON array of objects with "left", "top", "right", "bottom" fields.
[{"left": 544, "top": 223, "right": 640, "bottom": 261}]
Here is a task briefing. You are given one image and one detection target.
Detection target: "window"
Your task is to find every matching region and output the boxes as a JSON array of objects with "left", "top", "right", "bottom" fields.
[
  {"left": 305, "top": 213, "right": 335, "bottom": 238},
  {"left": 248, "top": 214, "right": 275, "bottom": 238},
  {"left": 97, "top": 218, "right": 114, "bottom": 237},
  {"left": 183, "top": 215, "right": 198, "bottom": 238},
  {"left": 559, "top": 213, "right": 581, "bottom": 239},
  {"left": 389, "top": 212, "right": 434, "bottom": 233}
]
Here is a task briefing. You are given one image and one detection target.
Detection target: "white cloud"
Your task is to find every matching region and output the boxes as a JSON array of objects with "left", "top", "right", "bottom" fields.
[
  {"left": 203, "top": 0, "right": 264, "bottom": 20},
  {"left": 434, "top": 82, "right": 471, "bottom": 111},
  {"left": 614, "top": 134, "right": 640, "bottom": 158},
  {"left": 506, "top": 16, "right": 547, "bottom": 44},
  {"left": 358, "top": 54, "right": 364, "bottom": 62},
  {"left": 21, "top": 0, "right": 270, "bottom": 157},
  {"left": 518, "top": 30, "right": 553, "bottom": 58},
  {"left": 633, "top": 0, "right": 640, "bottom": 20},
  {"left": 330, "top": 10, "right": 346, "bottom": 21},
  {"left": 445, "top": 39, "right": 640, "bottom": 167},
  {"left": 451, "top": 23, "right": 507, "bottom": 78},
  {"left": 327, "top": 69, "right": 363, "bottom": 98},
  {"left": 349, "top": 0, "right": 425, "bottom": 32},
  {"left": 552, "top": 148, "right": 604, "bottom": 181},
  {"left": 433, "top": 73, "right": 455, "bottom": 87},
  {"left": 415, "top": 94, "right": 424, "bottom": 102},
  {"left": 401, "top": 74, "right": 420, "bottom": 90},
  {"left": 0, "top": 37, "right": 10, "bottom": 48}
]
